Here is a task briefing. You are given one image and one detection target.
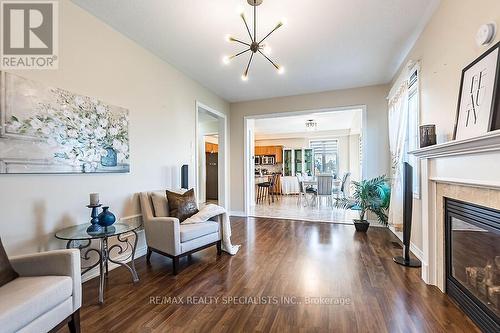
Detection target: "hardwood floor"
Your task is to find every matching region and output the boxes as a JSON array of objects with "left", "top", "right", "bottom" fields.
[{"left": 60, "top": 217, "right": 479, "bottom": 333}]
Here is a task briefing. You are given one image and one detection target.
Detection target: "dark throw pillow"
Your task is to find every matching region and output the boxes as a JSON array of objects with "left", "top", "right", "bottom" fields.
[
  {"left": 0, "top": 238, "right": 18, "bottom": 287},
  {"left": 166, "top": 189, "right": 199, "bottom": 222}
]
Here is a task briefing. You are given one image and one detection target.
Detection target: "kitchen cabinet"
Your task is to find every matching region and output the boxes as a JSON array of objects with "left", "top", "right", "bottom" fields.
[
  {"left": 283, "top": 148, "right": 313, "bottom": 176},
  {"left": 254, "top": 145, "right": 283, "bottom": 163}
]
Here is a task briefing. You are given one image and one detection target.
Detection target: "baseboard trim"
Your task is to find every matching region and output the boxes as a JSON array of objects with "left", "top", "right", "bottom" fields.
[
  {"left": 410, "top": 242, "right": 424, "bottom": 261},
  {"left": 388, "top": 226, "right": 423, "bottom": 261},
  {"left": 229, "top": 211, "right": 247, "bottom": 217},
  {"left": 82, "top": 244, "right": 147, "bottom": 283}
]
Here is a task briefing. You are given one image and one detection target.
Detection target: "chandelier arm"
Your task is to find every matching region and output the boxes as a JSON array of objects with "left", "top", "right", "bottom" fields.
[
  {"left": 244, "top": 52, "right": 254, "bottom": 77},
  {"left": 230, "top": 48, "right": 251, "bottom": 60},
  {"left": 257, "top": 49, "right": 279, "bottom": 70},
  {"left": 240, "top": 14, "right": 253, "bottom": 42},
  {"left": 253, "top": 3, "right": 256, "bottom": 42},
  {"left": 231, "top": 38, "right": 251, "bottom": 47},
  {"left": 258, "top": 24, "right": 283, "bottom": 45}
]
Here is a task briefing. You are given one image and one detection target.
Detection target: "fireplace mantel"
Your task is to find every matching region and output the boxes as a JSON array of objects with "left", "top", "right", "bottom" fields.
[
  {"left": 407, "top": 130, "right": 500, "bottom": 293},
  {"left": 409, "top": 130, "right": 500, "bottom": 159}
]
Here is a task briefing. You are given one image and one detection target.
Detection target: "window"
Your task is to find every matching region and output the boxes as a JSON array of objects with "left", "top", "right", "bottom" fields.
[
  {"left": 310, "top": 139, "right": 339, "bottom": 175},
  {"left": 406, "top": 65, "right": 420, "bottom": 198}
]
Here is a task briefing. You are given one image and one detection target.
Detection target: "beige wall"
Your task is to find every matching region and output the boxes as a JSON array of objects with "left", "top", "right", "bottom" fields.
[
  {"left": 1, "top": 1, "right": 229, "bottom": 255},
  {"left": 392, "top": 0, "right": 500, "bottom": 252},
  {"left": 229, "top": 85, "right": 390, "bottom": 213}
]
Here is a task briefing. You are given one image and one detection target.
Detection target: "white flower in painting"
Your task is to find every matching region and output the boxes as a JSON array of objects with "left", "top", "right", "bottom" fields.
[
  {"left": 90, "top": 114, "right": 97, "bottom": 120},
  {"left": 47, "top": 138, "right": 57, "bottom": 147},
  {"left": 96, "top": 105, "right": 106, "bottom": 115},
  {"left": 119, "top": 144, "right": 128, "bottom": 153},
  {"left": 94, "top": 128, "right": 106, "bottom": 139},
  {"left": 63, "top": 110, "right": 72, "bottom": 118},
  {"left": 122, "top": 119, "right": 128, "bottom": 127},
  {"left": 67, "top": 129, "right": 78, "bottom": 138},
  {"left": 109, "top": 127, "right": 118, "bottom": 136},
  {"left": 117, "top": 152, "right": 125, "bottom": 162},
  {"left": 41, "top": 127, "right": 51, "bottom": 135},
  {"left": 99, "top": 118, "right": 108, "bottom": 128},
  {"left": 81, "top": 117, "right": 91, "bottom": 126},
  {"left": 7, "top": 121, "right": 22, "bottom": 132},
  {"left": 29, "top": 118, "right": 43, "bottom": 130},
  {"left": 74, "top": 96, "right": 84, "bottom": 107},
  {"left": 112, "top": 139, "right": 122, "bottom": 150},
  {"left": 100, "top": 149, "right": 108, "bottom": 157}
]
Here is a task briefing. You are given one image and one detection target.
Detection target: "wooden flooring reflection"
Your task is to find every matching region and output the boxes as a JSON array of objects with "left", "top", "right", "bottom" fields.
[{"left": 59, "top": 217, "right": 479, "bottom": 332}]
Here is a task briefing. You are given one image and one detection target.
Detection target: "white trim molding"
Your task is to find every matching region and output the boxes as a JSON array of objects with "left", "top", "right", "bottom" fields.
[
  {"left": 409, "top": 130, "right": 500, "bottom": 158},
  {"left": 409, "top": 130, "right": 500, "bottom": 291},
  {"left": 229, "top": 211, "right": 247, "bottom": 217}
]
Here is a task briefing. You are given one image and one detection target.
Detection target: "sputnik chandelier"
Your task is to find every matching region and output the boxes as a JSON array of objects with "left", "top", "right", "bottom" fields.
[{"left": 223, "top": 0, "right": 286, "bottom": 81}]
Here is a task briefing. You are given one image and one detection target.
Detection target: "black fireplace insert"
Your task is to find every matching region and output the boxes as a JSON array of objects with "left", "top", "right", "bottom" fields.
[{"left": 445, "top": 198, "right": 500, "bottom": 332}]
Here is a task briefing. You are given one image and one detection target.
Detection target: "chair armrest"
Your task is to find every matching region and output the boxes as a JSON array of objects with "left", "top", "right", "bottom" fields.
[
  {"left": 10, "top": 249, "right": 82, "bottom": 312},
  {"left": 143, "top": 217, "right": 181, "bottom": 256}
]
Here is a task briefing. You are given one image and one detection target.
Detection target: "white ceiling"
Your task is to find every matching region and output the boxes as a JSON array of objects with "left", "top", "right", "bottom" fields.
[
  {"left": 72, "top": 0, "right": 439, "bottom": 102},
  {"left": 254, "top": 109, "right": 362, "bottom": 138}
]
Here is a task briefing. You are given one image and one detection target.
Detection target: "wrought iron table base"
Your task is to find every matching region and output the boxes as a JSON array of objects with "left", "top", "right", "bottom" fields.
[{"left": 66, "top": 229, "right": 139, "bottom": 304}]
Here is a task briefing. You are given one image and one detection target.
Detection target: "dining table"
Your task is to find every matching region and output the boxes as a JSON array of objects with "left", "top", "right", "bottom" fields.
[{"left": 300, "top": 177, "right": 342, "bottom": 197}]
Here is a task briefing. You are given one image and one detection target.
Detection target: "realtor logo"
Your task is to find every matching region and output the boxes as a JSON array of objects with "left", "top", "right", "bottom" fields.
[{"left": 1, "top": 1, "right": 58, "bottom": 69}]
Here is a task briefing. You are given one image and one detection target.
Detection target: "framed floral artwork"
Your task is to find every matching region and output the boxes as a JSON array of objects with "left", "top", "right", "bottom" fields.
[
  {"left": 453, "top": 41, "right": 500, "bottom": 140},
  {"left": 0, "top": 72, "right": 130, "bottom": 174}
]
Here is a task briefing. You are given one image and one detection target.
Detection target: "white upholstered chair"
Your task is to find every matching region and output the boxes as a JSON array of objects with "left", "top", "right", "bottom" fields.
[
  {"left": 0, "top": 249, "right": 82, "bottom": 333},
  {"left": 316, "top": 174, "right": 334, "bottom": 207},
  {"left": 139, "top": 191, "right": 222, "bottom": 275}
]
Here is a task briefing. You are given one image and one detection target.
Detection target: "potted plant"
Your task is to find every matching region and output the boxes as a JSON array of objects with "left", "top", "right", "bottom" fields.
[{"left": 334, "top": 175, "right": 390, "bottom": 232}]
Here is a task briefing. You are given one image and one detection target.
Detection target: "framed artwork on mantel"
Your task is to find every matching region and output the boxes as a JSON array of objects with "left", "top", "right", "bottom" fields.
[{"left": 453, "top": 41, "right": 500, "bottom": 141}]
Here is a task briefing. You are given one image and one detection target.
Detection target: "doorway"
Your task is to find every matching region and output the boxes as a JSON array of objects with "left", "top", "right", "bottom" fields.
[
  {"left": 244, "top": 106, "right": 367, "bottom": 221},
  {"left": 205, "top": 134, "right": 219, "bottom": 203},
  {"left": 195, "top": 102, "right": 228, "bottom": 208}
]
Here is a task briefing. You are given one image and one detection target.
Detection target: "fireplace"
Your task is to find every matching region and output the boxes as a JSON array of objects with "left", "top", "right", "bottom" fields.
[{"left": 445, "top": 198, "right": 500, "bottom": 332}]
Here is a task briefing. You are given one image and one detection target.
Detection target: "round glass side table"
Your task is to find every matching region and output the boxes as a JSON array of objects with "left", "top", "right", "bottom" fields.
[{"left": 55, "top": 221, "right": 141, "bottom": 304}]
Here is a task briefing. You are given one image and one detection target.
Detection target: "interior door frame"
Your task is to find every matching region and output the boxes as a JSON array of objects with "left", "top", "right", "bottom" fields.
[
  {"left": 243, "top": 105, "right": 367, "bottom": 216},
  {"left": 195, "top": 101, "right": 228, "bottom": 209}
]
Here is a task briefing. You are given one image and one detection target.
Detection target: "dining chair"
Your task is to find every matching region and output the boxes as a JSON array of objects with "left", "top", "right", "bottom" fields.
[
  {"left": 333, "top": 172, "right": 351, "bottom": 198},
  {"left": 296, "top": 174, "right": 305, "bottom": 206},
  {"left": 257, "top": 174, "right": 279, "bottom": 204},
  {"left": 316, "top": 174, "right": 334, "bottom": 207}
]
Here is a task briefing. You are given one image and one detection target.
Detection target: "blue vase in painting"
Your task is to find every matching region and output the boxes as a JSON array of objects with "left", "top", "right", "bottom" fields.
[
  {"left": 101, "top": 147, "right": 117, "bottom": 167},
  {"left": 98, "top": 207, "right": 116, "bottom": 227}
]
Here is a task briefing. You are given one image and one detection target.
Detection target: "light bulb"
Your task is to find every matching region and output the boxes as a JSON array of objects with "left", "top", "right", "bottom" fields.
[
  {"left": 279, "top": 17, "right": 287, "bottom": 27},
  {"left": 237, "top": 6, "right": 245, "bottom": 16},
  {"left": 277, "top": 66, "right": 285, "bottom": 75},
  {"left": 225, "top": 34, "right": 232, "bottom": 42},
  {"left": 241, "top": 74, "right": 248, "bottom": 81},
  {"left": 262, "top": 45, "right": 272, "bottom": 55},
  {"left": 222, "top": 56, "right": 230, "bottom": 65}
]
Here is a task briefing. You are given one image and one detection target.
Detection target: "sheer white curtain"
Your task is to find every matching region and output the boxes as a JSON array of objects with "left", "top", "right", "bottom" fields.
[{"left": 387, "top": 80, "right": 409, "bottom": 229}]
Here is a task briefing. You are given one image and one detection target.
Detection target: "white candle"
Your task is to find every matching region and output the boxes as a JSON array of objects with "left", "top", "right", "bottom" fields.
[{"left": 90, "top": 193, "right": 99, "bottom": 206}]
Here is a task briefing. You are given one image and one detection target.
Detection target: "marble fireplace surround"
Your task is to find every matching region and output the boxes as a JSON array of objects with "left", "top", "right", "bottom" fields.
[{"left": 410, "top": 131, "right": 500, "bottom": 292}]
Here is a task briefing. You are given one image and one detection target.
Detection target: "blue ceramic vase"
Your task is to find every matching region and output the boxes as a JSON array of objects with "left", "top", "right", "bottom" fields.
[
  {"left": 101, "top": 147, "right": 117, "bottom": 167},
  {"left": 98, "top": 206, "right": 116, "bottom": 227}
]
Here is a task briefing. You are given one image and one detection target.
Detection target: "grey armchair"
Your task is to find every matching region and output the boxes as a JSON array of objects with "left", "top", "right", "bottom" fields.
[
  {"left": 0, "top": 249, "right": 82, "bottom": 333},
  {"left": 139, "top": 191, "right": 222, "bottom": 274}
]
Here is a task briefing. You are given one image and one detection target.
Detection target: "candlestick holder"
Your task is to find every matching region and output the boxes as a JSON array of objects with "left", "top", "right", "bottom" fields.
[{"left": 86, "top": 204, "right": 103, "bottom": 233}]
